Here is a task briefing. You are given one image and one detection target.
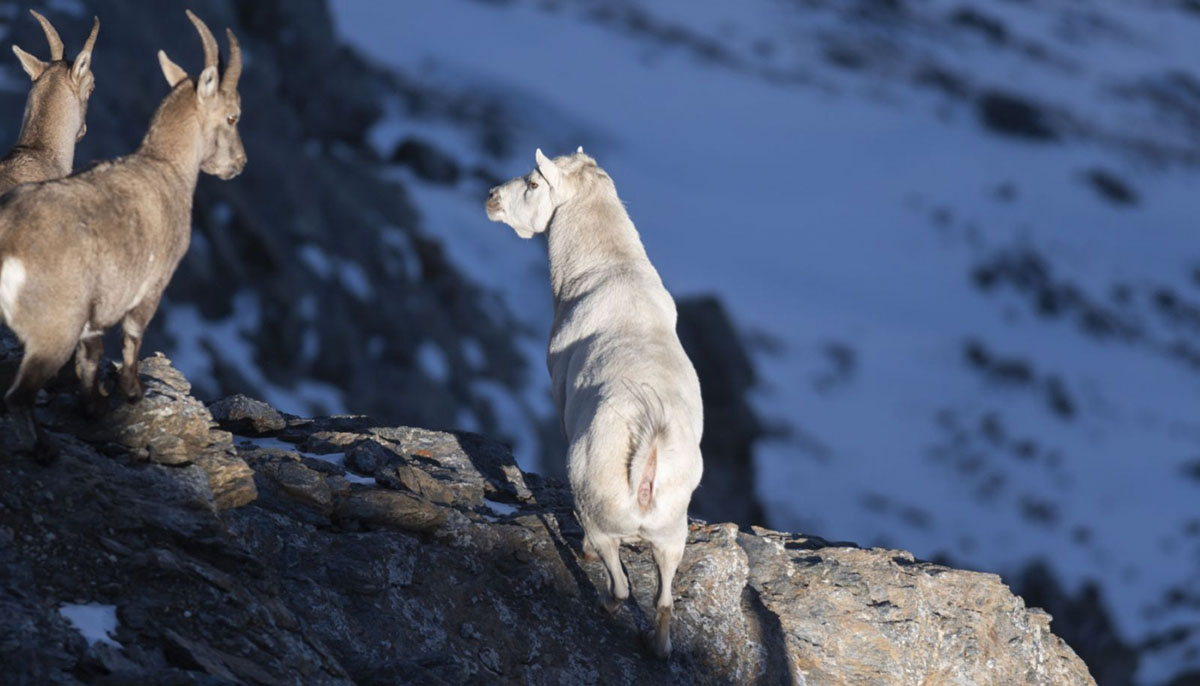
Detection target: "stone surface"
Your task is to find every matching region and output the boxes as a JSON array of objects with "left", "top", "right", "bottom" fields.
[
  {"left": 43, "top": 354, "right": 257, "bottom": 512},
  {"left": 208, "top": 394, "right": 288, "bottom": 436},
  {"left": 676, "top": 295, "right": 767, "bottom": 528},
  {"left": 0, "top": 356, "right": 1096, "bottom": 685}
]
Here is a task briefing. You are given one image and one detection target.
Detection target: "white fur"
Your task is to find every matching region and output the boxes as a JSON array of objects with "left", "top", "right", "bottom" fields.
[
  {"left": 0, "top": 257, "right": 26, "bottom": 323},
  {"left": 487, "top": 149, "right": 703, "bottom": 657}
]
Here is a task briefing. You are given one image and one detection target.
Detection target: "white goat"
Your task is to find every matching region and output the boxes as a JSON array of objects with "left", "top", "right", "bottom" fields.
[{"left": 487, "top": 148, "right": 703, "bottom": 658}]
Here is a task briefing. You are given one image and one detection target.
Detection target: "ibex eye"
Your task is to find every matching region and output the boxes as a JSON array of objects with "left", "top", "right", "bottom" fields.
[
  {"left": 226, "top": 114, "right": 238, "bottom": 125},
  {"left": 529, "top": 181, "right": 538, "bottom": 189}
]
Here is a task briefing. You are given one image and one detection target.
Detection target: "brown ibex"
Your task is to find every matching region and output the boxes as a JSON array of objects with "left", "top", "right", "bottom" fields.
[
  {"left": 0, "top": 10, "right": 245, "bottom": 452},
  {"left": 0, "top": 10, "right": 99, "bottom": 193}
]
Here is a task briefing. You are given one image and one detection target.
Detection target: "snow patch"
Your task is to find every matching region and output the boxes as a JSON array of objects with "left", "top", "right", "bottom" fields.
[
  {"left": 162, "top": 291, "right": 347, "bottom": 416},
  {"left": 59, "top": 604, "right": 120, "bottom": 648},
  {"left": 484, "top": 498, "right": 520, "bottom": 517},
  {"left": 417, "top": 340, "right": 450, "bottom": 383},
  {"left": 237, "top": 436, "right": 377, "bottom": 486},
  {"left": 461, "top": 338, "right": 487, "bottom": 370}
]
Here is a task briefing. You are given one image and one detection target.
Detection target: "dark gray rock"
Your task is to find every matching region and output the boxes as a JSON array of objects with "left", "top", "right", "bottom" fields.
[
  {"left": 0, "top": 356, "right": 1096, "bottom": 685},
  {"left": 1014, "top": 562, "right": 1138, "bottom": 686},
  {"left": 208, "top": 394, "right": 287, "bottom": 436},
  {"left": 43, "top": 354, "right": 257, "bottom": 512},
  {"left": 676, "top": 295, "right": 767, "bottom": 527},
  {"left": 390, "top": 138, "right": 462, "bottom": 185},
  {"left": 977, "top": 91, "right": 1058, "bottom": 141}
]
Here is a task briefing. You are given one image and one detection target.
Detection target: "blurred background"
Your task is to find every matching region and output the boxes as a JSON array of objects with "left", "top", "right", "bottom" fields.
[{"left": 1, "top": 1, "right": 1195, "bottom": 684}]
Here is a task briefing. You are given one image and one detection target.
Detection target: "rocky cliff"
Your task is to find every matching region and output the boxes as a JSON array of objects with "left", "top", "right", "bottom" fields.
[{"left": 0, "top": 356, "right": 1095, "bottom": 685}]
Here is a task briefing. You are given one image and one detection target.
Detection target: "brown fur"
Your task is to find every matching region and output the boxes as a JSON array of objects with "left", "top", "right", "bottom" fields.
[
  {"left": 0, "top": 11, "right": 98, "bottom": 194},
  {"left": 0, "top": 11, "right": 244, "bottom": 452}
]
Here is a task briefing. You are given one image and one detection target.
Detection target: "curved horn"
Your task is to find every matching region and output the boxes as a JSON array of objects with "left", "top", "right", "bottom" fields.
[
  {"left": 78, "top": 16, "right": 99, "bottom": 57},
  {"left": 185, "top": 9, "right": 217, "bottom": 72},
  {"left": 28, "top": 10, "right": 63, "bottom": 61},
  {"left": 222, "top": 28, "right": 241, "bottom": 93}
]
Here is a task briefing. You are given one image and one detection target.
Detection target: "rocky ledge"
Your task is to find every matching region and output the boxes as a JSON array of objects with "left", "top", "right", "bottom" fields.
[{"left": 0, "top": 356, "right": 1095, "bottom": 685}]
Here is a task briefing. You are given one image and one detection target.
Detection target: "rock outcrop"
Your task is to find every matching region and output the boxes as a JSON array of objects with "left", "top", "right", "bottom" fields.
[
  {"left": 676, "top": 295, "right": 768, "bottom": 529},
  {"left": 0, "top": 357, "right": 1096, "bottom": 685}
]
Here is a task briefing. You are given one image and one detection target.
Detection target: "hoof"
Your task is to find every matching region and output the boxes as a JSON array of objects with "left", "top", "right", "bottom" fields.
[
  {"left": 654, "top": 607, "right": 672, "bottom": 659},
  {"left": 119, "top": 376, "right": 144, "bottom": 404},
  {"left": 78, "top": 393, "right": 107, "bottom": 419},
  {"left": 8, "top": 409, "right": 38, "bottom": 454},
  {"left": 602, "top": 593, "right": 625, "bottom": 615},
  {"left": 653, "top": 633, "right": 672, "bottom": 659},
  {"left": 638, "top": 628, "right": 672, "bottom": 659}
]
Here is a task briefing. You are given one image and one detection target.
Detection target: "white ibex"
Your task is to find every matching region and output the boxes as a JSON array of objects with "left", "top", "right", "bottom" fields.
[
  {"left": 0, "top": 10, "right": 99, "bottom": 193},
  {"left": 487, "top": 148, "right": 704, "bottom": 658},
  {"left": 0, "top": 10, "right": 244, "bottom": 453}
]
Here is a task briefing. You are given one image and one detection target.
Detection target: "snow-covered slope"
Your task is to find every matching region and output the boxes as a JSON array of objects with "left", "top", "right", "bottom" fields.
[{"left": 332, "top": 1, "right": 1200, "bottom": 682}]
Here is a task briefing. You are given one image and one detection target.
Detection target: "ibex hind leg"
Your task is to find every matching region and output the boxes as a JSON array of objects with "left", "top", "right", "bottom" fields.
[
  {"left": 5, "top": 336, "right": 77, "bottom": 461},
  {"left": 647, "top": 519, "right": 687, "bottom": 659},
  {"left": 75, "top": 333, "right": 105, "bottom": 418},
  {"left": 118, "top": 294, "right": 161, "bottom": 403},
  {"left": 592, "top": 533, "right": 630, "bottom": 614}
]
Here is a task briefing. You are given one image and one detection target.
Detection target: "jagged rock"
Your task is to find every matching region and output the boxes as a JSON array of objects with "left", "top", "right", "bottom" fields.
[
  {"left": 190, "top": 450, "right": 259, "bottom": 511},
  {"left": 1015, "top": 562, "right": 1138, "bottom": 686},
  {"left": 208, "top": 394, "right": 288, "bottom": 436},
  {"left": 676, "top": 295, "right": 767, "bottom": 528},
  {"left": 333, "top": 488, "right": 448, "bottom": 533},
  {"left": 39, "top": 355, "right": 257, "bottom": 512},
  {"left": 71, "top": 355, "right": 220, "bottom": 466},
  {"left": 0, "top": 360, "right": 1097, "bottom": 685},
  {"left": 389, "top": 137, "right": 462, "bottom": 184}
]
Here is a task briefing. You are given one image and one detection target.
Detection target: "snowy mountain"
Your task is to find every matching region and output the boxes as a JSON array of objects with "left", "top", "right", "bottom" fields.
[
  {"left": 328, "top": 2, "right": 1200, "bottom": 683},
  {"left": 0, "top": 0, "right": 1191, "bottom": 682}
]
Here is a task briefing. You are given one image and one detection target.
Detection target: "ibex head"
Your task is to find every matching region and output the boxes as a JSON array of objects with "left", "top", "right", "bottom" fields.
[
  {"left": 157, "top": 10, "right": 245, "bottom": 180},
  {"left": 11, "top": 10, "right": 98, "bottom": 142}
]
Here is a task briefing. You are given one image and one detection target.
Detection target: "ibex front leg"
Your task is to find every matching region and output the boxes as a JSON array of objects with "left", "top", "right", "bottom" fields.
[{"left": 118, "top": 294, "right": 161, "bottom": 403}]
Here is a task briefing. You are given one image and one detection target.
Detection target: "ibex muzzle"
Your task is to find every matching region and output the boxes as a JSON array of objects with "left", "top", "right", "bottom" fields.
[{"left": 0, "top": 11, "right": 245, "bottom": 456}]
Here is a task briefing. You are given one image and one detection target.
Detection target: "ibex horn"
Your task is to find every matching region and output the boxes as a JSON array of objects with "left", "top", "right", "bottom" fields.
[
  {"left": 185, "top": 9, "right": 218, "bottom": 72},
  {"left": 28, "top": 10, "right": 63, "bottom": 61}
]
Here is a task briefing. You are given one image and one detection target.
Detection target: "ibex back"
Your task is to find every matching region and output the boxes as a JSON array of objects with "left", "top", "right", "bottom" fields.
[
  {"left": 0, "top": 10, "right": 244, "bottom": 454},
  {"left": 0, "top": 10, "right": 99, "bottom": 193}
]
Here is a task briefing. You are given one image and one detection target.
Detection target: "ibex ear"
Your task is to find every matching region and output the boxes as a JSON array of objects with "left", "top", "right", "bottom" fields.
[
  {"left": 535, "top": 148, "right": 563, "bottom": 187},
  {"left": 71, "top": 16, "right": 98, "bottom": 84},
  {"left": 12, "top": 45, "right": 46, "bottom": 80},
  {"left": 158, "top": 50, "right": 187, "bottom": 87},
  {"left": 195, "top": 64, "right": 218, "bottom": 103},
  {"left": 70, "top": 51, "right": 90, "bottom": 83}
]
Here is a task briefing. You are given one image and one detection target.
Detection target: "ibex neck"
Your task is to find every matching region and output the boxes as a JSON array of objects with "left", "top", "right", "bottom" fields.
[
  {"left": 13, "top": 96, "right": 75, "bottom": 177},
  {"left": 547, "top": 193, "right": 650, "bottom": 300},
  {"left": 136, "top": 88, "right": 204, "bottom": 191}
]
